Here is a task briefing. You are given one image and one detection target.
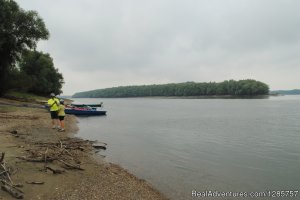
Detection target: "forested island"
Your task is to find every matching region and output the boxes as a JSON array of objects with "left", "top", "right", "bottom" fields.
[{"left": 73, "top": 79, "right": 269, "bottom": 98}]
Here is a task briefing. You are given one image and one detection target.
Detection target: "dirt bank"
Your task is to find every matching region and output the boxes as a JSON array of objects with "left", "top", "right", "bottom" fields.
[{"left": 0, "top": 98, "right": 168, "bottom": 200}]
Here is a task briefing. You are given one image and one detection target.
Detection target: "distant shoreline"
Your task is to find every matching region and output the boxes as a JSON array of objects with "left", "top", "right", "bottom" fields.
[
  {"left": 73, "top": 80, "right": 270, "bottom": 98},
  {"left": 72, "top": 94, "right": 280, "bottom": 99}
]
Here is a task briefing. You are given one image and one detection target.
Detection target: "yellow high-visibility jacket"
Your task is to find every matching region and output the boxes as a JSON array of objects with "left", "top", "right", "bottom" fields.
[
  {"left": 58, "top": 105, "right": 65, "bottom": 116},
  {"left": 47, "top": 98, "right": 60, "bottom": 111}
]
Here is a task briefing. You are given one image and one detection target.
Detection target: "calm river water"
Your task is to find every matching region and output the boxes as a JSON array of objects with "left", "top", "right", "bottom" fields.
[{"left": 74, "top": 96, "right": 300, "bottom": 200}]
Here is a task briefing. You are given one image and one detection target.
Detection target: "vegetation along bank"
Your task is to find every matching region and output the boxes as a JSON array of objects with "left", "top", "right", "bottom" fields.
[{"left": 73, "top": 79, "right": 269, "bottom": 98}]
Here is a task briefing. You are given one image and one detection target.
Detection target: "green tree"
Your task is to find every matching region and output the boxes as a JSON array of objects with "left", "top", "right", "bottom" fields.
[
  {"left": 18, "top": 50, "right": 64, "bottom": 95},
  {"left": 72, "top": 79, "right": 270, "bottom": 98},
  {"left": 0, "top": 0, "right": 49, "bottom": 95}
]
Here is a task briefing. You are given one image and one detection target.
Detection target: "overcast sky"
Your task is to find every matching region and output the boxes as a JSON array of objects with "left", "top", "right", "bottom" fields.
[{"left": 16, "top": 0, "right": 300, "bottom": 95}]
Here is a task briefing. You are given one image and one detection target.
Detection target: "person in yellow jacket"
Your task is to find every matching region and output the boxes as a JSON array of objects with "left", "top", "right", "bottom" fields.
[
  {"left": 47, "top": 93, "right": 60, "bottom": 129},
  {"left": 58, "top": 99, "right": 66, "bottom": 132}
]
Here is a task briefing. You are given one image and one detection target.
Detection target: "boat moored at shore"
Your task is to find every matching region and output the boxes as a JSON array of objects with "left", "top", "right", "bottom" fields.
[
  {"left": 65, "top": 107, "right": 107, "bottom": 116},
  {"left": 71, "top": 103, "right": 103, "bottom": 108}
]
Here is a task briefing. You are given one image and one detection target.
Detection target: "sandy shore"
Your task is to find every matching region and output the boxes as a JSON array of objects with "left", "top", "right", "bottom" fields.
[{"left": 0, "top": 98, "right": 168, "bottom": 200}]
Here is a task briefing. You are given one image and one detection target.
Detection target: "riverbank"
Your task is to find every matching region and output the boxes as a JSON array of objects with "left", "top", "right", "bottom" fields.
[{"left": 0, "top": 98, "right": 168, "bottom": 200}]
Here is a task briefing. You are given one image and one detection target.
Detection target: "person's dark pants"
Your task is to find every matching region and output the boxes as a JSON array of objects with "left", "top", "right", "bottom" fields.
[{"left": 50, "top": 111, "right": 58, "bottom": 119}]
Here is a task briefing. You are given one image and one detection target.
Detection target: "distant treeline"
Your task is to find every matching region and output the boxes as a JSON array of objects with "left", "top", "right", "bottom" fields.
[
  {"left": 73, "top": 79, "right": 269, "bottom": 98},
  {"left": 270, "top": 89, "right": 300, "bottom": 95}
]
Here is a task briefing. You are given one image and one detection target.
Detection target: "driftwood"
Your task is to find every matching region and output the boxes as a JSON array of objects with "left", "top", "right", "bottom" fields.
[
  {"left": 0, "top": 152, "right": 4, "bottom": 163},
  {"left": 1, "top": 136, "right": 107, "bottom": 198},
  {"left": 17, "top": 137, "right": 107, "bottom": 171},
  {"left": 0, "top": 153, "right": 24, "bottom": 199},
  {"left": 1, "top": 184, "right": 24, "bottom": 199},
  {"left": 92, "top": 144, "right": 107, "bottom": 150},
  {"left": 1, "top": 180, "right": 24, "bottom": 194},
  {"left": 0, "top": 137, "right": 106, "bottom": 198},
  {"left": 1, "top": 163, "right": 13, "bottom": 185},
  {"left": 25, "top": 181, "right": 44, "bottom": 185},
  {"left": 45, "top": 166, "right": 65, "bottom": 174},
  {"left": 58, "top": 160, "right": 84, "bottom": 171},
  {"left": 9, "top": 130, "right": 18, "bottom": 135},
  {"left": 16, "top": 156, "right": 56, "bottom": 163}
]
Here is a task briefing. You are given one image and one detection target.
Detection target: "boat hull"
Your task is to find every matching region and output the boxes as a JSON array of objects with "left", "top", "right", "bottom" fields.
[{"left": 65, "top": 109, "right": 106, "bottom": 116}]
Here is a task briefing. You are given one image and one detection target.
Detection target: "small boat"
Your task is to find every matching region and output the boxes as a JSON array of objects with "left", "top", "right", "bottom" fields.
[
  {"left": 65, "top": 107, "right": 106, "bottom": 116},
  {"left": 71, "top": 103, "right": 103, "bottom": 108}
]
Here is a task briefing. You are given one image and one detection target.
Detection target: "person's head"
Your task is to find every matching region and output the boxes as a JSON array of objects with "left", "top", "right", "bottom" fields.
[
  {"left": 60, "top": 99, "right": 64, "bottom": 105},
  {"left": 50, "top": 93, "right": 55, "bottom": 98}
]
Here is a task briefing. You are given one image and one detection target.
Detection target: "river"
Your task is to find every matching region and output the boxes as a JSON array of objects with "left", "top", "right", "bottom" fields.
[{"left": 73, "top": 95, "right": 300, "bottom": 200}]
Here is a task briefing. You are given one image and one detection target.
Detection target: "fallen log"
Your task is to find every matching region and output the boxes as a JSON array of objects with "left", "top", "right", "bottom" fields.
[
  {"left": 45, "top": 166, "right": 65, "bottom": 174},
  {"left": 92, "top": 145, "right": 107, "bottom": 150},
  {"left": 58, "top": 160, "right": 84, "bottom": 171},
  {"left": 9, "top": 130, "right": 18, "bottom": 135},
  {"left": 0, "top": 152, "right": 4, "bottom": 163},
  {"left": 1, "top": 185, "right": 24, "bottom": 199},
  {"left": 0, "top": 170, "right": 8, "bottom": 176},
  {"left": 65, "top": 146, "right": 86, "bottom": 151},
  {"left": 1, "top": 180, "right": 24, "bottom": 199},
  {"left": 1, "top": 163, "right": 13, "bottom": 185},
  {"left": 25, "top": 181, "right": 44, "bottom": 185}
]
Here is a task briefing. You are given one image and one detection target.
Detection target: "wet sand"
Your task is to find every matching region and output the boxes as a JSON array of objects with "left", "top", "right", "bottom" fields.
[{"left": 0, "top": 98, "right": 168, "bottom": 200}]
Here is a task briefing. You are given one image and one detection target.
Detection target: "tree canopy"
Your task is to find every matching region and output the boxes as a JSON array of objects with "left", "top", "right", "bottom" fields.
[
  {"left": 73, "top": 79, "right": 270, "bottom": 98},
  {"left": 15, "top": 50, "right": 64, "bottom": 96},
  {"left": 0, "top": 0, "right": 49, "bottom": 95}
]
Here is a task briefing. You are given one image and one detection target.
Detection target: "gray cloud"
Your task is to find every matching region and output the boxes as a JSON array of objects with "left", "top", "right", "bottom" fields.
[{"left": 16, "top": 0, "right": 300, "bottom": 94}]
